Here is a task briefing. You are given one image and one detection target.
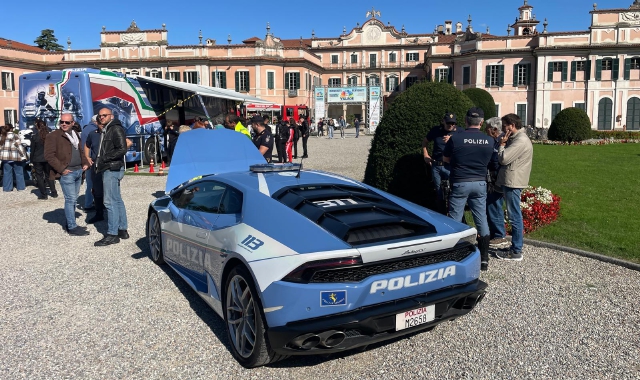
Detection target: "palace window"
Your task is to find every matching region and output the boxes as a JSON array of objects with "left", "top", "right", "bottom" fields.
[
  {"left": 406, "top": 76, "right": 418, "bottom": 88},
  {"left": 183, "top": 71, "right": 198, "bottom": 84},
  {"left": 1, "top": 72, "right": 14, "bottom": 91},
  {"left": 463, "top": 66, "right": 471, "bottom": 85},
  {"left": 236, "top": 71, "right": 249, "bottom": 92},
  {"left": 406, "top": 52, "right": 419, "bottom": 62}
]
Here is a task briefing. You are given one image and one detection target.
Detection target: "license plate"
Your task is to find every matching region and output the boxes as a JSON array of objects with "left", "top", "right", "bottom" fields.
[{"left": 395, "top": 305, "right": 435, "bottom": 331}]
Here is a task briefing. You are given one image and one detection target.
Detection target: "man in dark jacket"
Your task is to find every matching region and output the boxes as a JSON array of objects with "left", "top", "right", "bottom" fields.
[
  {"left": 94, "top": 108, "right": 129, "bottom": 246},
  {"left": 44, "top": 112, "right": 90, "bottom": 236},
  {"left": 164, "top": 120, "right": 179, "bottom": 165},
  {"left": 300, "top": 117, "right": 309, "bottom": 158}
]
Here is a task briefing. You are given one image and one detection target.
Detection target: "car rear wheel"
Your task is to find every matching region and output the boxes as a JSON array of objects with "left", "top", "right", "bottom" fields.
[
  {"left": 224, "top": 265, "right": 286, "bottom": 368},
  {"left": 147, "top": 212, "right": 165, "bottom": 264}
]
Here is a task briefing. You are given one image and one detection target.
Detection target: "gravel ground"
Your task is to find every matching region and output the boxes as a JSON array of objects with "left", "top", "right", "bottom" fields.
[{"left": 1, "top": 129, "right": 639, "bottom": 379}]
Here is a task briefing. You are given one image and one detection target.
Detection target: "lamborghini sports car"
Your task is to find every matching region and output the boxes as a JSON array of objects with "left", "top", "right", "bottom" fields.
[{"left": 146, "top": 129, "right": 487, "bottom": 368}]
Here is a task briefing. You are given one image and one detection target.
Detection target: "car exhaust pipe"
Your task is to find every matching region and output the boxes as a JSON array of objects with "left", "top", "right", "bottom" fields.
[
  {"left": 290, "top": 333, "right": 321, "bottom": 350},
  {"left": 318, "top": 330, "right": 346, "bottom": 348},
  {"left": 462, "top": 293, "right": 485, "bottom": 309}
]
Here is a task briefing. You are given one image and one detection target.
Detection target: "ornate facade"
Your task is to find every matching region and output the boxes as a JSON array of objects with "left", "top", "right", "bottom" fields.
[{"left": 3, "top": 1, "right": 640, "bottom": 130}]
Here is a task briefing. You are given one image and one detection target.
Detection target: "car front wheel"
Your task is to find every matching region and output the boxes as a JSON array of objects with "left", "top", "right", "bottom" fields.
[
  {"left": 224, "top": 265, "right": 286, "bottom": 368},
  {"left": 147, "top": 212, "right": 165, "bottom": 265}
]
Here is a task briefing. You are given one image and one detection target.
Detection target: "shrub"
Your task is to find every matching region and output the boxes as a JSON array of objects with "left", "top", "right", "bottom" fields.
[
  {"left": 462, "top": 88, "right": 497, "bottom": 120},
  {"left": 363, "top": 81, "right": 475, "bottom": 208},
  {"left": 590, "top": 130, "right": 640, "bottom": 140},
  {"left": 548, "top": 107, "right": 592, "bottom": 142}
]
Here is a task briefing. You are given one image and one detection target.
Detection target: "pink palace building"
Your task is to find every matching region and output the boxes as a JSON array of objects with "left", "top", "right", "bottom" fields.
[{"left": 2, "top": 0, "right": 640, "bottom": 130}]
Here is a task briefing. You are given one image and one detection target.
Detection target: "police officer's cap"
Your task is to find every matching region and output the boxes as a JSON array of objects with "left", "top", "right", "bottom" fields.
[
  {"left": 250, "top": 115, "right": 264, "bottom": 125},
  {"left": 466, "top": 107, "right": 485, "bottom": 119},
  {"left": 443, "top": 113, "right": 456, "bottom": 123}
]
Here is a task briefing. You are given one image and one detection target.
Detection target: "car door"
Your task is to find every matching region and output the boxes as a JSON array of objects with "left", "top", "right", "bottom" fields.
[
  {"left": 205, "top": 185, "right": 245, "bottom": 283},
  {"left": 164, "top": 181, "right": 225, "bottom": 292}
]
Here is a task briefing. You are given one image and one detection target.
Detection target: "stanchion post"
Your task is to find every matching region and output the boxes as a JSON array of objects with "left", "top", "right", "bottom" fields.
[{"left": 139, "top": 136, "right": 144, "bottom": 169}]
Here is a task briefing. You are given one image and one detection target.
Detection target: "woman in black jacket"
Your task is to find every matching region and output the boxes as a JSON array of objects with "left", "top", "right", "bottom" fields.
[{"left": 30, "top": 119, "right": 58, "bottom": 199}]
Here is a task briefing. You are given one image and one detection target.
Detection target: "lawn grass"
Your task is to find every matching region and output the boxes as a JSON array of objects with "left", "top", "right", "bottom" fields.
[{"left": 526, "top": 143, "right": 640, "bottom": 263}]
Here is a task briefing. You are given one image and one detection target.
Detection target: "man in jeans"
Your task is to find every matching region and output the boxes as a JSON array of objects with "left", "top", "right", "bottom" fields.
[
  {"left": 443, "top": 108, "right": 494, "bottom": 271},
  {"left": 44, "top": 113, "right": 90, "bottom": 236},
  {"left": 495, "top": 113, "right": 533, "bottom": 261},
  {"left": 337, "top": 116, "right": 346, "bottom": 139},
  {"left": 93, "top": 108, "right": 129, "bottom": 246}
]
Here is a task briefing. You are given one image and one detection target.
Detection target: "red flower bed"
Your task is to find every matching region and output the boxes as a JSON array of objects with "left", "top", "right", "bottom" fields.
[{"left": 519, "top": 186, "right": 561, "bottom": 233}]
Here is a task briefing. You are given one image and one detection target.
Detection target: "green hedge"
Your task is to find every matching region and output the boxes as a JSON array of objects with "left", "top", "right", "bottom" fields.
[
  {"left": 363, "top": 81, "right": 475, "bottom": 208},
  {"left": 590, "top": 130, "right": 640, "bottom": 139},
  {"left": 548, "top": 107, "right": 592, "bottom": 142},
  {"left": 462, "top": 88, "right": 497, "bottom": 120}
]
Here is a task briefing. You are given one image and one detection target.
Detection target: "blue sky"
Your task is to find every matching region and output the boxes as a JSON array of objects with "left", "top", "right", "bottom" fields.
[{"left": 2, "top": 0, "right": 634, "bottom": 50}]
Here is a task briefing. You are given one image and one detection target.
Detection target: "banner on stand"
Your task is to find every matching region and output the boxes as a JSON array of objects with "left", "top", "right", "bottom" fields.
[
  {"left": 327, "top": 86, "right": 367, "bottom": 103},
  {"left": 314, "top": 88, "right": 325, "bottom": 118},
  {"left": 368, "top": 86, "right": 381, "bottom": 133}
]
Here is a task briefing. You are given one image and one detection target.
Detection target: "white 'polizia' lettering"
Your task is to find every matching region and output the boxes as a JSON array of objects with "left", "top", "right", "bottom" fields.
[{"left": 370, "top": 265, "right": 456, "bottom": 294}]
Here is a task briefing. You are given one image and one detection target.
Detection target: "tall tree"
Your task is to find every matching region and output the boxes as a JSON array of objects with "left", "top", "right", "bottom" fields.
[{"left": 34, "top": 29, "right": 64, "bottom": 51}]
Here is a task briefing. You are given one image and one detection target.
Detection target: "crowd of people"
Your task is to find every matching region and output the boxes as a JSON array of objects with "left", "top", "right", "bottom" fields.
[
  {"left": 2, "top": 106, "right": 532, "bottom": 270},
  {"left": 423, "top": 109, "right": 533, "bottom": 271},
  {"left": 0, "top": 110, "right": 130, "bottom": 246}
]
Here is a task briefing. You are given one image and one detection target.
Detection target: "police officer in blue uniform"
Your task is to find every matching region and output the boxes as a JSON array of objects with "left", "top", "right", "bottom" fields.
[
  {"left": 443, "top": 107, "right": 494, "bottom": 271},
  {"left": 423, "top": 112, "right": 464, "bottom": 214}
]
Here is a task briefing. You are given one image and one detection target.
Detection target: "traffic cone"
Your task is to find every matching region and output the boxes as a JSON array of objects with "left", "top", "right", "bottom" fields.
[
  {"left": 158, "top": 164, "right": 164, "bottom": 176},
  {"left": 149, "top": 158, "right": 155, "bottom": 173},
  {"left": 133, "top": 164, "right": 139, "bottom": 173},
  {"left": 161, "top": 161, "right": 166, "bottom": 170}
]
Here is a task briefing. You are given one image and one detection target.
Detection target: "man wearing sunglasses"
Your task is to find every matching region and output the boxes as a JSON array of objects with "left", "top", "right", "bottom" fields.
[
  {"left": 93, "top": 108, "right": 129, "bottom": 246},
  {"left": 422, "top": 112, "right": 464, "bottom": 215},
  {"left": 44, "top": 112, "right": 90, "bottom": 236}
]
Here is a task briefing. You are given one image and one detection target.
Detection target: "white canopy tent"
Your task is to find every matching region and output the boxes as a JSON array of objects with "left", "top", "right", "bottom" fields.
[{"left": 134, "top": 75, "right": 272, "bottom": 104}]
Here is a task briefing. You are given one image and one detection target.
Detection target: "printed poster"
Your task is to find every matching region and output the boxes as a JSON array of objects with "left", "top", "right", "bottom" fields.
[
  {"left": 315, "top": 88, "right": 325, "bottom": 119},
  {"left": 368, "top": 86, "right": 381, "bottom": 133}
]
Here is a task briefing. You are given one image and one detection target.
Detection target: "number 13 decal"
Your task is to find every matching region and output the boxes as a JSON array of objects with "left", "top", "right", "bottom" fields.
[{"left": 240, "top": 235, "right": 264, "bottom": 250}]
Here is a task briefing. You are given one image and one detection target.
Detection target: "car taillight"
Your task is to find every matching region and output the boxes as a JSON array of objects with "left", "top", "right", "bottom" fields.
[{"left": 282, "top": 256, "right": 363, "bottom": 283}]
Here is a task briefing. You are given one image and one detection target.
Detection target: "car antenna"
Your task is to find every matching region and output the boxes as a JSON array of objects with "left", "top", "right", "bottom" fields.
[{"left": 295, "top": 156, "right": 304, "bottom": 179}]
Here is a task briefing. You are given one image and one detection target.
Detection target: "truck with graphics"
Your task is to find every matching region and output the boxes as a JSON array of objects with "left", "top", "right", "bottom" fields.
[{"left": 19, "top": 68, "right": 268, "bottom": 164}]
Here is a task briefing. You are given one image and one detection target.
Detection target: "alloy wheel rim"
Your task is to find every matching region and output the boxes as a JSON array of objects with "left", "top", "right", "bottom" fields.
[
  {"left": 226, "top": 275, "right": 257, "bottom": 358},
  {"left": 148, "top": 214, "right": 161, "bottom": 261}
]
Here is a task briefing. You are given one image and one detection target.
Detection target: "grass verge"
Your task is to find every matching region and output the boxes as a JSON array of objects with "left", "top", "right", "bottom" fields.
[{"left": 527, "top": 144, "right": 640, "bottom": 263}]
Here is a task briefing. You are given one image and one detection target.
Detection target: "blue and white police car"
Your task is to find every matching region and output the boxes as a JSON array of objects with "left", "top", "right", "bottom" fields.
[{"left": 146, "top": 128, "right": 487, "bottom": 368}]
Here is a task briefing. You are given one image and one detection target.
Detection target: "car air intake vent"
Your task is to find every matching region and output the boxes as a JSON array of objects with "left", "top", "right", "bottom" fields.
[
  {"left": 309, "top": 244, "right": 475, "bottom": 283},
  {"left": 272, "top": 184, "right": 437, "bottom": 246},
  {"left": 346, "top": 224, "right": 416, "bottom": 245}
]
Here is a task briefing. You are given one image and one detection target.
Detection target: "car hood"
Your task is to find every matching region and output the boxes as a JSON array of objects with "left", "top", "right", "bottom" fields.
[{"left": 166, "top": 128, "right": 266, "bottom": 192}]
